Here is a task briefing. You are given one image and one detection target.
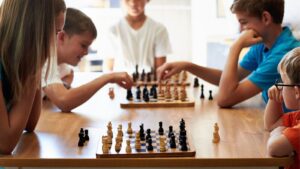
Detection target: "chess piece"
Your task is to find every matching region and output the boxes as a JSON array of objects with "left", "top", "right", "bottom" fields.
[
  {"left": 107, "top": 122, "right": 113, "bottom": 138},
  {"left": 169, "top": 134, "right": 176, "bottom": 148},
  {"left": 209, "top": 90, "right": 213, "bottom": 100},
  {"left": 159, "top": 136, "right": 167, "bottom": 152},
  {"left": 147, "top": 138, "right": 154, "bottom": 151},
  {"left": 193, "top": 78, "right": 199, "bottom": 88},
  {"left": 126, "top": 88, "right": 133, "bottom": 101},
  {"left": 139, "top": 124, "right": 145, "bottom": 141},
  {"left": 135, "top": 132, "right": 141, "bottom": 150},
  {"left": 108, "top": 87, "right": 115, "bottom": 99},
  {"left": 102, "top": 136, "right": 109, "bottom": 153},
  {"left": 115, "top": 142, "right": 122, "bottom": 153},
  {"left": 200, "top": 84, "right": 205, "bottom": 99},
  {"left": 78, "top": 131, "right": 85, "bottom": 147},
  {"left": 135, "top": 64, "right": 139, "bottom": 79},
  {"left": 141, "top": 69, "right": 146, "bottom": 81},
  {"left": 126, "top": 139, "right": 132, "bottom": 153},
  {"left": 147, "top": 72, "right": 151, "bottom": 82},
  {"left": 127, "top": 122, "right": 133, "bottom": 134},
  {"left": 212, "top": 123, "right": 220, "bottom": 143},
  {"left": 168, "top": 126, "right": 174, "bottom": 138},
  {"left": 143, "top": 90, "right": 150, "bottom": 102},
  {"left": 84, "top": 129, "right": 89, "bottom": 141},
  {"left": 158, "top": 121, "right": 164, "bottom": 135},
  {"left": 181, "top": 71, "right": 188, "bottom": 82},
  {"left": 146, "top": 129, "right": 152, "bottom": 141},
  {"left": 136, "top": 86, "right": 141, "bottom": 100}
]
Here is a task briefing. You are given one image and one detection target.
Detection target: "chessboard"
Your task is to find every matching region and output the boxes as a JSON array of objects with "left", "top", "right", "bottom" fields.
[
  {"left": 120, "top": 82, "right": 195, "bottom": 108},
  {"left": 132, "top": 65, "right": 190, "bottom": 86},
  {"left": 96, "top": 120, "right": 196, "bottom": 158}
]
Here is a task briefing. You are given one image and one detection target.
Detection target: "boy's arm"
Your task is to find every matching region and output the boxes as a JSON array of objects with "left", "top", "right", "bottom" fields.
[
  {"left": 217, "top": 29, "right": 263, "bottom": 107},
  {"left": 0, "top": 78, "right": 38, "bottom": 154},
  {"left": 267, "top": 127, "right": 294, "bottom": 157},
  {"left": 43, "top": 72, "right": 132, "bottom": 112},
  {"left": 154, "top": 56, "right": 166, "bottom": 71},
  {"left": 61, "top": 69, "right": 74, "bottom": 89},
  {"left": 264, "top": 86, "right": 284, "bottom": 131}
]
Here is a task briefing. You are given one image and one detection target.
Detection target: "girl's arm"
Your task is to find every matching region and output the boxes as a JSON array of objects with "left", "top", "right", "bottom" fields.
[
  {"left": 0, "top": 78, "right": 38, "bottom": 154},
  {"left": 25, "top": 87, "right": 41, "bottom": 132}
]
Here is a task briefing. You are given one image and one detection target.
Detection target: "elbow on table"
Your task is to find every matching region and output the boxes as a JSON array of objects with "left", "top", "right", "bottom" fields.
[{"left": 216, "top": 96, "right": 234, "bottom": 108}]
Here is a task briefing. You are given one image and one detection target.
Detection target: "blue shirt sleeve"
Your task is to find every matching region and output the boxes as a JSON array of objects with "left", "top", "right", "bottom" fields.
[{"left": 240, "top": 45, "right": 262, "bottom": 71}]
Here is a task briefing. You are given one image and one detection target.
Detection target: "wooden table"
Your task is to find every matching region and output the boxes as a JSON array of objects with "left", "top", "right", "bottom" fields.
[{"left": 0, "top": 72, "right": 293, "bottom": 168}]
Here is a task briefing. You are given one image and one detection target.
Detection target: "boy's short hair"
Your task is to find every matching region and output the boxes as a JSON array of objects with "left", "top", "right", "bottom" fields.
[
  {"left": 279, "top": 47, "right": 300, "bottom": 84},
  {"left": 230, "top": 0, "right": 284, "bottom": 24},
  {"left": 64, "top": 8, "right": 97, "bottom": 39}
]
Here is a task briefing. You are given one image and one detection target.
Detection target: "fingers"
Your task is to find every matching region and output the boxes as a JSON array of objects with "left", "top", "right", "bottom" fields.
[
  {"left": 268, "top": 86, "right": 282, "bottom": 103},
  {"left": 156, "top": 63, "right": 177, "bottom": 81}
]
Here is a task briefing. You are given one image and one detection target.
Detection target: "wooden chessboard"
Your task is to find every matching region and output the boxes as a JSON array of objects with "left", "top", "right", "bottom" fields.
[
  {"left": 120, "top": 99, "right": 195, "bottom": 108},
  {"left": 120, "top": 85, "right": 195, "bottom": 108},
  {"left": 96, "top": 130, "right": 196, "bottom": 158}
]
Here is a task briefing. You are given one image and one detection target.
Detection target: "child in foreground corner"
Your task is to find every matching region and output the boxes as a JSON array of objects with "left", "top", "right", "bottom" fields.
[{"left": 264, "top": 47, "right": 300, "bottom": 169}]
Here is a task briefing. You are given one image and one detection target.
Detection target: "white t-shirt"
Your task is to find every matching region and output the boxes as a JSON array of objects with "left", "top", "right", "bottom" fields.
[
  {"left": 104, "top": 17, "right": 172, "bottom": 73},
  {"left": 41, "top": 59, "right": 72, "bottom": 97}
]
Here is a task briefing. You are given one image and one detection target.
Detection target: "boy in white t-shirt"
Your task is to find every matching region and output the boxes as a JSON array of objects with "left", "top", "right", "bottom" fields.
[
  {"left": 42, "top": 8, "right": 133, "bottom": 112},
  {"left": 103, "top": 0, "right": 172, "bottom": 73}
]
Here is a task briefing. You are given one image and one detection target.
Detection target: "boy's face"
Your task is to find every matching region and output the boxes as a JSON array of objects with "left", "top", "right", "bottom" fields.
[
  {"left": 235, "top": 11, "right": 266, "bottom": 36},
  {"left": 280, "top": 73, "right": 300, "bottom": 110},
  {"left": 58, "top": 31, "right": 94, "bottom": 66},
  {"left": 123, "top": 0, "right": 148, "bottom": 17}
]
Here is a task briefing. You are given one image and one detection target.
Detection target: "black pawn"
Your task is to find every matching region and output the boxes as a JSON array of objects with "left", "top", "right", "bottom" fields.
[
  {"left": 141, "top": 69, "right": 146, "bottom": 81},
  {"left": 126, "top": 88, "right": 133, "bottom": 100},
  {"left": 147, "top": 72, "right": 152, "bottom": 82},
  {"left": 208, "top": 90, "right": 213, "bottom": 100},
  {"left": 200, "top": 84, "right": 205, "bottom": 99},
  {"left": 78, "top": 128, "right": 85, "bottom": 147},
  {"left": 143, "top": 90, "right": 150, "bottom": 102},
  {"left": 136, "top": 86, "right": 141, "bottom": 100},
  {"left": 193, "top": 78, "right": 199, "bottom": 88},
  {"left": 140, "top": 124, "right": 145, "bottom": 141},
  {"left": 147, "top": 138, "right": 154, "bottom": 151},
  {"left": 168, "top": 126, "right": 174, "bottom": 138},
  {"left": 84, "top": 129, "right": 89, "bottom": 141},
  {"left": 146, "top": 129, "right": 152, "bottom": 141},
  {"left": 170, "top": 134, "right": 176, "bottom": 148},
  {"left": 135, "top": 65, "right": 139, "bottom": 79},
  {"left": 158, "top": 121, "right": 164, "bottom": 135}
]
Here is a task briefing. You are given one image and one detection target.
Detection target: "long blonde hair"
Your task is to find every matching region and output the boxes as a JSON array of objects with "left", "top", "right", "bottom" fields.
[{"left": 0, "top": 0, "right": 59, "bottom": 104}]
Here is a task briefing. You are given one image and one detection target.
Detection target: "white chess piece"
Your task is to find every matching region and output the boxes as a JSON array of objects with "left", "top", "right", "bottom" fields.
[{"left": 212, "top": 123, "right": 220, "bottom": 143}]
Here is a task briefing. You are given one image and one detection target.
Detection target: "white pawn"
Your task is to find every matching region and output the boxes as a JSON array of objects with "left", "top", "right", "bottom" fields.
[
  {"left": 126, "top": 139, "right": 132, "bottom": 153},
  {"left": 212, "top": 123, "right": 220, "bottom": 143},
  {"left": 159, "top": 136, "right": 167, "bottom": 152},
  {"left": 108, "top": 87, "right": 115, "bottom": 99},
  {"left": 135, "top": 132, "right": 141, "bottom": 150},
  {"left": 115, "top": 142, "right": 122, "bottom": 153},
  {"left": 102, "top": 136, "right": 109, "bottom": 154},
  {"left": 127, "top": 122, "right": 133, "bottom": 134},
  {"left": 107, "top": 122, "right": 113, "bottom": 138}
]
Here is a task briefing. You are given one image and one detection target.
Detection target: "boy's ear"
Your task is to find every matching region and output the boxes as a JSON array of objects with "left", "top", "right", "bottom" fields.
[
  {"left": 57, "top": 31, "right": 66, "bottom": 42},
  {"left": 294, "top": 86, "right": 300, "bottom": 100},
  {"left": 261, "top": 11, "right": 272, "bottom": 25}
]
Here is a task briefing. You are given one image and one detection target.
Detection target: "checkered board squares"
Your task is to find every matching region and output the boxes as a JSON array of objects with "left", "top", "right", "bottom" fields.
[{"left": 96, "top": 130, "right": 196, "bottom": 158}]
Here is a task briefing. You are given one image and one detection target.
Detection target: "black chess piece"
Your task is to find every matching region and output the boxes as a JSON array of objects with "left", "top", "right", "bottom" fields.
[
  {"left": 143, "top": 85, "right": 148, "bottom": 96},
  {"left": 147, "top": 72, "right": 151, "bottom": 82},
  {"left": 193, "top": 78, "right": 199, "bottom": 88},
  {"left": 208, "top": 90, "right": 213, "bottom": 100},
  {"left": 180, "top": 142, "right": 188, "bottom": 151},
  {"left": 150, "top": 85, "right": 155, "bottom": 96},
  {"left": 141, "top": 69, "right": 146, "bottom": 81},
  {"left": 200, "top": 84, "right": 205, "bottom": 99},
  {"left": 170, "top": 134, "right": 176, "bottom": 148},
  {"left": 78, "top": 128, "right": 85, "bottom": 147},
  {"left": 168, "top": 126, "right": 174, "bottom": 138},
  {"left": 136, "top": 86, "right": 141, "bottom": 100},
  {"left": 132, "top": 72, "right": 137, "bottom": 82},
  {"left": 126, "top": 89, "right": 133, "bottom": 100},
  {"left": 147, "top": 138, "right": 154, "bottom": 151},
  {"left": 143, "top": 90, "right": 150, "bottom": 102},
  {"left": 84, "top": 129, "right": 89, "bottom": 141},
  {"left": 158, "top": 121, "right": 164, "bottom": 135},
  {"left": 153, "top": 87, "right": 157, "bottom": 99},
  {"left": 135, "top": 65, "right": 139, "bottom": 79},
  {"left": 146, "top": 129, "right": 152, "bottom": 141},
  {"left": 140, "top": 124, "right": 145, "bottom": 141}
]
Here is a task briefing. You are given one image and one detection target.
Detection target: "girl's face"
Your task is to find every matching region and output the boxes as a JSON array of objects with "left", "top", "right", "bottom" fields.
[{"left": 280, "top": 72, "right": 300, "bottom": 110}]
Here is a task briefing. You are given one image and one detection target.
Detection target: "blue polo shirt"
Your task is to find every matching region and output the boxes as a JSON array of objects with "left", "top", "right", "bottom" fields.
[
  {"left": 240, "top": 27, "right": 300, "bottom": 104},
  {"left": 0, "top": 63, "right": 12, "bottom": 111}
]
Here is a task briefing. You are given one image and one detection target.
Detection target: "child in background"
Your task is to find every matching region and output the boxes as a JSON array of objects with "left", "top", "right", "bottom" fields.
[
  {"left": 264, "top": 47, "right": 300, "bottom": 169},
  {"left": 157, "top": 0, "right": 300, "bottom": 108},
  {"left": 0, "top": 0, "right": 66, "bottom": 154},
  {"left": 42, "top": 8, "right": 133, "bottom": 112}
]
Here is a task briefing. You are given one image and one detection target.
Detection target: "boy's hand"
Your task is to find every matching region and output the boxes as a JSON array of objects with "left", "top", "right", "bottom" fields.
[
  {"left": 268, "top": 86, "right": 283, "bottom": 103},
  {"left": 235, "top": 29, "right": 263, "bottom": 48},
  {"left": 156, "top": 62, "right": 188, "bottom": 81},
  {"left": 110, "top": 72, "right": 133, "bottom": 89}
]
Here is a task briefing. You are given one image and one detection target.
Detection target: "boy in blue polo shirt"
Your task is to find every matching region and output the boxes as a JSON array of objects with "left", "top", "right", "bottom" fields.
[{"left": 157, "top": 0, "right": 300, "bottom": 108}]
